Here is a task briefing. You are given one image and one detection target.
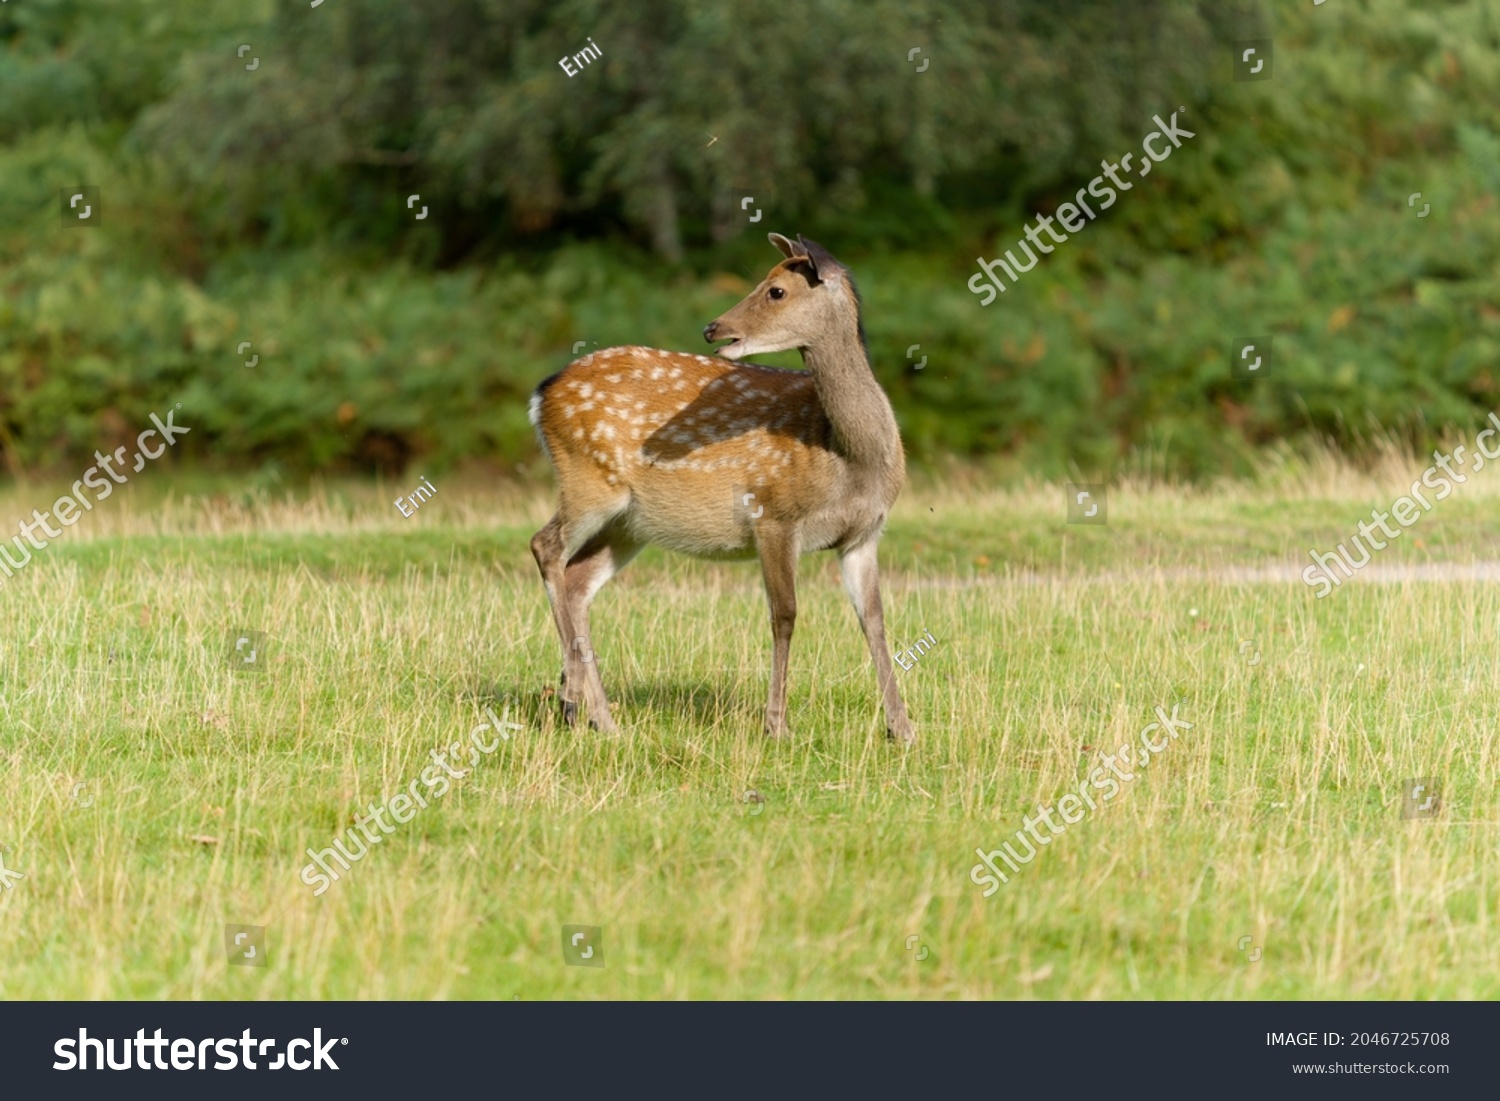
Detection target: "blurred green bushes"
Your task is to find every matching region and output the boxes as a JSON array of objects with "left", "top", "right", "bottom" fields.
[{"left": 0, "top": 0, "right": 1498, "bottom": 480}]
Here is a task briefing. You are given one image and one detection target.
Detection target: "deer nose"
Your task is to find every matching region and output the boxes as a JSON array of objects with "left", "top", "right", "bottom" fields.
[{"left": 702, "top": 321, "right": 719, "bottom": 343}]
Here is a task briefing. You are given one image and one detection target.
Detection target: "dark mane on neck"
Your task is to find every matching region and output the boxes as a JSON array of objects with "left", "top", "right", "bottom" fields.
[
  {"left": 790, "top": 250, "right": 868, "bottom": 359},
  {"left": 845, "top": 268, "right": 868, "bottom": 357}
]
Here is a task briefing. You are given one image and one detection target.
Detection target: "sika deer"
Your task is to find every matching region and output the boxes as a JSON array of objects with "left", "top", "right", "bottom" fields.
[{"left": 528, "top": 233, "right": 913, "bottom": 743}]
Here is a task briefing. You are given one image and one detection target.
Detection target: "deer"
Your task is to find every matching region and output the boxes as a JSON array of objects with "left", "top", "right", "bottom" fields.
[{"left": 527, "top": 232, "right": 914, "bottom": 743}]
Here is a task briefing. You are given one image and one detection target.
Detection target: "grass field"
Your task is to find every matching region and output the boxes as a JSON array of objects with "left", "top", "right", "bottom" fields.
[{"left": 3, "top": 446, "right": 1500, "bottom": 999}]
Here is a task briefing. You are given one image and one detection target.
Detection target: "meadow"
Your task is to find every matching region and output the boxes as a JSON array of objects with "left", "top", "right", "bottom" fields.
[{"left": 1, "top": 442, "right": 1497, "bottom": 1000}]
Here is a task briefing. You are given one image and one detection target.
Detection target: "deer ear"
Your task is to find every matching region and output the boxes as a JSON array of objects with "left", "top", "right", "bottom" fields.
[
  {"left": 768, "top": 232, "right": 805, "bottom": 260},
  {"left": 796, "top": 236, "right": 843, "bottom": 287}
]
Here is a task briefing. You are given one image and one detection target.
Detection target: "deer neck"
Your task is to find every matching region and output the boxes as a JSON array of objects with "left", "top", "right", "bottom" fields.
[{"left": 801, "top": 335, "right": 902, "bottom": 477}]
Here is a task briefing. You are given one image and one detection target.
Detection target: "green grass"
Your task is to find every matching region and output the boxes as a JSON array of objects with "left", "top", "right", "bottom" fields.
[{"left": 3, "top": 457, "right": 1500, "bottom": 998}]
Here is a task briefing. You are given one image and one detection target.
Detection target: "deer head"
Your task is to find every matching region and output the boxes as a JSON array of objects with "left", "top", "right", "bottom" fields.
[{"left": 702, "top": 233, "right": 861, "bottom": 360}]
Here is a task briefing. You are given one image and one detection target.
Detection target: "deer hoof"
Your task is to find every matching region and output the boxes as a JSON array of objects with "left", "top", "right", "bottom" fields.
[
  {"left": 587, "top": 710, "right": 619, "bottom": 735},
  {"left": 560, "top": 697, "right": 580, "bottom": 726},
  {"left": 887, "top": 722, "right": 916, "bottom": 745}
]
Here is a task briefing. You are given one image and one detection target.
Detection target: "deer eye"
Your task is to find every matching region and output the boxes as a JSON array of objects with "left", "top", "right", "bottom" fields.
[{"left": 768, "top": 286, "right": 785, "bottom": 300}]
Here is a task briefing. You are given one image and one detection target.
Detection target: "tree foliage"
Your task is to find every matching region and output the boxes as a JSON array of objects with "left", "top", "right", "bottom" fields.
[{"left": 0, "top": 0, "right": 1498, "bottom": 480}]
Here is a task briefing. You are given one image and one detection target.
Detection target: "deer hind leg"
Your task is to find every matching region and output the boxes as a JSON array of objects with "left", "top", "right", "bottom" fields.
[
  {"left": 839, "top": 537, "right": 915, "bottom": 744},
  {"left": 754, "top": 521, "right": 799, "bottom": 737},
  {"left": 530, "top": 515, "right": 580, "bottom": 719},
  {"left": 530, "top": 504, "right": 638, "bottom": 731},
  {"left": 559, "top": 527, "right": 641, "bottom": 734},
  {"left": 529, "top": 509, "right": 607, "bottom": 726}
]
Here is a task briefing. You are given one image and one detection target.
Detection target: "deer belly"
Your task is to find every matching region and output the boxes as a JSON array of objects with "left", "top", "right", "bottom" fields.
[{"left": 625, "top": 478, "right": 760, "bottom": 560}]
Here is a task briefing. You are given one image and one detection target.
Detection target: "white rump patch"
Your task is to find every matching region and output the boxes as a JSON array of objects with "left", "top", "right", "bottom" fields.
[{"left": 528, "top": 390, "right": 552, "bottom": 461}]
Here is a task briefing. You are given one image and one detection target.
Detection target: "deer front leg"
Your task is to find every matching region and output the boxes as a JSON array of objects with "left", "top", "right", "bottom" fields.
[
  {"left": 755, "top": 522, "right": 799, "bottom": 737},
  {"left": 839, "top": 538, "right": 914, "bottom": 744}
]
